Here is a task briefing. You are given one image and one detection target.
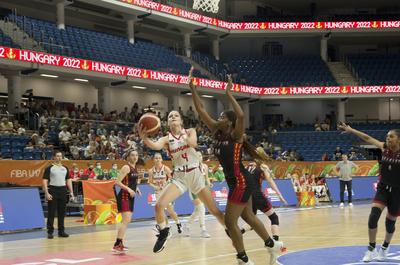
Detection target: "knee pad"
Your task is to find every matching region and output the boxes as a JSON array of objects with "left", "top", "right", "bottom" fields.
[
  {"left": 268, "top": 212, "right": 279, "bottom": 226},
  {"left": 368, "top": 207, "right": 382, "bottom": 229},
  {"left": 385, "top": 218, "right": 396, "bottom": 234}
]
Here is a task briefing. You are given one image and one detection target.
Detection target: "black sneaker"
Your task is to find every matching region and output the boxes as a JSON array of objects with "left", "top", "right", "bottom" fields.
[
  {"left": 177, "top": 223, "right": 182, "bottom": 234},
  {"left": 47, "top": 234, "right": 54, "bottom": 239},
  {"left": 58, "top": 232, "right": 69, "bottom": 238},
  {"left": 153, "top": 226, "right": 170, "bottom": 253}
]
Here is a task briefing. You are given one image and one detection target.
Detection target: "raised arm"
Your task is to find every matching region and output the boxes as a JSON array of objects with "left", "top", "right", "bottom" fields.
[
  {"left": 260, "top": 164, "right": 286, "bottom": 203},
  {"left": 138, "top": 125, "right": 168, "bottom": 150},
  {"left": 188, "top": 67, "right": 218, "bottom": 131},
  {"left": 338, "top": 122, "right": 384, "bottom": 150},
  {"left": 225, "top": 75, "right": 244, "bottom": 141}
]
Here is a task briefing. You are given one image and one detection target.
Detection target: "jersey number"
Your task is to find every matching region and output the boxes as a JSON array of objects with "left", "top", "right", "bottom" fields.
[{"left": 181, "top": 153, "right": 188, "bottom": 162}]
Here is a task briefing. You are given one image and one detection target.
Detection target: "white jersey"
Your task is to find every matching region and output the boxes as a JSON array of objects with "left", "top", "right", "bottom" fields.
[
  {"left": 168, "top": 130, "right": 200, "bottom": 171},
  {"left": 151, "top": 165, "right": 168, "bottom": 189}
]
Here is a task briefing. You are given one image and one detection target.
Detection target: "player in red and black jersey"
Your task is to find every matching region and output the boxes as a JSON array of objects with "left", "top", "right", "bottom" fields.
[
  {"left": 339, "top": 123, "right": 400, "bottom": 262},
  {"left": 189, "top": 67, "right": 284, "bottom": 265},
  {"left": 112, "top": 149, "right": 141, "bottom": 254},
  {"left": 243, "top": 158, "right": 287, "bottom": 242}
]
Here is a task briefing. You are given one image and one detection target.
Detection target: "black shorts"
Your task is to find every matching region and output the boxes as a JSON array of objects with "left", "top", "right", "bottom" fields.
[
  {"left": 115, "top": 189, "right": 135, "bottom": 213},
  {"left": 226, "top": 171, "right": 255, "bottom": 205},
  {"left": 252, "top": 189, "right": 272, "bottom": 214},
  {"left": 373, "top": 182, "right": 400, "bottom": 217}
]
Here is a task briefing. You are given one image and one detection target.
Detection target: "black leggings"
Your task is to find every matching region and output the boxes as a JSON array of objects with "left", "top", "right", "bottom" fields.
[{"left": 340, "top": 180, "right": 352, "bottom": 203}]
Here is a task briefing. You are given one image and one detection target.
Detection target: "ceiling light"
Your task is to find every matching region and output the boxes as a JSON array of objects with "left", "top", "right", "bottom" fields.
[
  {"left": 201, "top": 95, "right": 214, "bottom": 98},
  {"left": 40, "top": 74, "right": 58, "bottom": 78},
  {"left": 132, "top": 85, "right": 147, "bottom": 89},
  {"left": 74, "top": 78, "right": 89, "bottom": 82},
  {"left": 186, "top": 92, "right": 192, "bottom": 96}
]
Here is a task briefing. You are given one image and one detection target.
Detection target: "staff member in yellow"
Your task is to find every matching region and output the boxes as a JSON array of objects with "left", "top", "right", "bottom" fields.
[{"left": 43, "top": 150, "right": 75, "bottom": 239}]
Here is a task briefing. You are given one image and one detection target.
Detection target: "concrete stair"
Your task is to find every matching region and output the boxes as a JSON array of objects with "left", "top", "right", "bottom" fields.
[
  {"left": 327, "top": 61, "right": 359, "bottom": 86},
  {"left": 178, "top": 55, "right": 219, "bottom": 80},
  {"left": 0, "top": 19, "right": 44, "bottom": 51}
]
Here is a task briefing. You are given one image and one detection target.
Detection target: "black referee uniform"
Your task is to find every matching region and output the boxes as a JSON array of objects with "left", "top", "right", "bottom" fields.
[{"left": 43, "top": 163, "right": 70, "bottom": 237}]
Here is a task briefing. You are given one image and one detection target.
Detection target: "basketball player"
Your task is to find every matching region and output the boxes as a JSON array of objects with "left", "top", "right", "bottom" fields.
[
  {"left": 183, "top": 151, "right": 212, "bottom": 238},
  {"left": 112, "top": 149, "right": 141, "bottom": 254},
  {"left": 189, "top": 67, "right": 283, "bottom": 265},
  {"left": 242, "top": 153, "right": 287, "bottom": 243},
  {"left": 148, "top": 152, "right": 182, "bottom": 233},
  {"left": 138, "top": 110, "right": 225, "bottom": 253},
  {"left": 338, "top": 123, "right": 400, "bottom": 262}
]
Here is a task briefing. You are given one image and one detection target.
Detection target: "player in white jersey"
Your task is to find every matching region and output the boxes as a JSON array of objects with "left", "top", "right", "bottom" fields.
[
  {"left": 148, "top": 153, "right": 182, "bottom": 234},
  {"left": 139, "top": 110, "right": 225, "bottom": 253},
  {"left": 183, "top": 151, "right": 212, "bottom": 238}
]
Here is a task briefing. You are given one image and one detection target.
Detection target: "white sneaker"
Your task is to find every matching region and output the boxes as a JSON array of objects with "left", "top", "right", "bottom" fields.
[
  {"left": 201, "top": 230, "right": 211, "bottom": 238},
  {"left": 377, "top": 247, "right": 389, "bottom": 261},
  {"left": 267, "top": 240, "right": 284, "bottom": 265},
  {"left": 339, "top": 202, "right": 344, "bottom": 207},
  {"left": 182, "top": 224, "right": 190, "bottom": 237},
  {"left": 237, "top": 259, "right": 254, "bottom": 265},
  {"left": 362, "top": 248, "right": 378, "bottom": 262},
  {"left": 349, "top": 203, "right": 354, "bottom": 207}
]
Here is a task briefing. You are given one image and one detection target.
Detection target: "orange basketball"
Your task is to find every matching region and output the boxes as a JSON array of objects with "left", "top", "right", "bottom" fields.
[{"left": 138, "top": 112, "right": 161, "bottom": 136}]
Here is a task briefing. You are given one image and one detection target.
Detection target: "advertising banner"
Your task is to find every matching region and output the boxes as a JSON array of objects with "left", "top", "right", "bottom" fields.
[
  {"left": 0, "top": 160, "right": 380, "bottom": 186},
  {"left": 0, "top": 188, "right": 45, "bottom": 232},
  {"left": 118, "top": 1, "right": 400, "bottom": 31},
  {"left": 1, "top": 46, "right": 400, "bottom": 97},
  {"left": 82, "top": 180, "right": 120, "bottom": 224},
  {"left": 325, "top": 176, "right": 379, "bottom": 202}
]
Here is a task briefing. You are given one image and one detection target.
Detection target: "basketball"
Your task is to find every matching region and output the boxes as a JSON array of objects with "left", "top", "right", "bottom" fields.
[{"left": 138, "top": 113, "right": 161, "bottom": 136}]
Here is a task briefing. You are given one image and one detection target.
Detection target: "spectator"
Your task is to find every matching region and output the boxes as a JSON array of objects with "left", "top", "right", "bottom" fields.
[
  {"left": 333, "top": 146, "right": 343, "bottom": 161},
  {"left": 336, "top": 154, "right": 359, "bottom": 207},
  {"left": 0, "top": 117, "right": 14, "bottom": 133},
  {"left": 260, "top": 138, "right": 269, "bottom": 149},
  {"left": 108, "top": 163, "right": 119, "bottom": 179},
  {"left": 69, "top": 163, "right": 81, "bottom": 180},
  {"left": 211, "top": 164, "right": 225, "bottom": 182},
  {"left": 84, "top": 140, "right": 97, "bottom": 159},
  {"left": 82, "top": 102, "right": 89, "bottom": 113},
  {"left": 321, "top": 153, "right": 330, "bottom": 161},
  {"left": 285, "top": 117, "right": 293, "bottom": 128},
  {"left": 349, "top": 149, "right": 360, "bottom": 160},
  {"left": 93, "top": 162, "right": 104, "bottom": 179},
  {"left": 59, "top": 126, "right": 72, "bottom": 151},
  {"left": 83, "top": 163, "right": 96, "bottom": 179}
]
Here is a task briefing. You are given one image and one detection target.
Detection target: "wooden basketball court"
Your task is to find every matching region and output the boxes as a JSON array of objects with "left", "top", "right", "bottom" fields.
[{"left": 1, "top": 203, "right": 398, "bottom": 265}]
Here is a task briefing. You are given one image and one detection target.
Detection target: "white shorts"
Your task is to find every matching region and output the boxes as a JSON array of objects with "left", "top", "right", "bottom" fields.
[
  {"left": 155, "top": 189, "right": 174, "bottom": 207},
  {"left": 171, "top": 167, "right": 206, "bottom": 196}
]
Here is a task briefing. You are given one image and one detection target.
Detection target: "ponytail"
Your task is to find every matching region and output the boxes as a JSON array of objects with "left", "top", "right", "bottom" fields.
[{"left": 242, "top": 140, "right": 270, "bottom": 164}]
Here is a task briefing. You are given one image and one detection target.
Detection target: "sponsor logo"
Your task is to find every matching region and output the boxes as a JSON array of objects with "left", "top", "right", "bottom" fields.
[
  {"left": 212, "top": 187, "right": 228, "bottom": 206},
  {"left": 0, "top": 202, "right": 4, "bottom": 224}
]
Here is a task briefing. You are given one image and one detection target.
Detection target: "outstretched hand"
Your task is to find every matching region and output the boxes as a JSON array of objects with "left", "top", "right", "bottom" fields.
[
  {"left": 188, "top": 66, "right": 195, "bottom": 89},
  {"left": 337, "top": 122, "right": 352, "bottom": 134},
  {"left": 138, "top": 124, "right": 148, "bottom": 139},
  {"left": 225, "top": 74, "right": 233, "bottom": 95}
]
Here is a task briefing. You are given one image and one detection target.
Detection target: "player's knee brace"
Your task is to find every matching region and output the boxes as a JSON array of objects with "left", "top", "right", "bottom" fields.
[
  {"left": 268, "top": 212, "right": 279, "bottom": 226},
  {"left": 368, "top": 207, "right": 382, "bottom": 229},
  {"left": 385, "top": 218, "right": 396, "bottom": 234}
]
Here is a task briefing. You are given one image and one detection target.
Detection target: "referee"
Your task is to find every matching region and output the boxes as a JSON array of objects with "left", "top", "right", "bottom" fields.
[{"left": 43, "top": 150, "right": 75, "bottom": 239}]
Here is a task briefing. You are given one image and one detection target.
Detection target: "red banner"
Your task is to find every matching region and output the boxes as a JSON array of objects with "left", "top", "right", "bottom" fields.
[
  {"left": 118, "top": 1, "right": 400, "bottom": 31},
  {"left": 1, "top": 46, "right": 400, "bottom": 96}
]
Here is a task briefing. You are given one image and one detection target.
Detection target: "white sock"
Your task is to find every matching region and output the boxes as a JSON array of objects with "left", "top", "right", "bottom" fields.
[
  {"left": 188, "top": 205, "right": 200, "bottom": 225},
  {"left": 198, "top": 203, "right": 206, "bottom": 229}
]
